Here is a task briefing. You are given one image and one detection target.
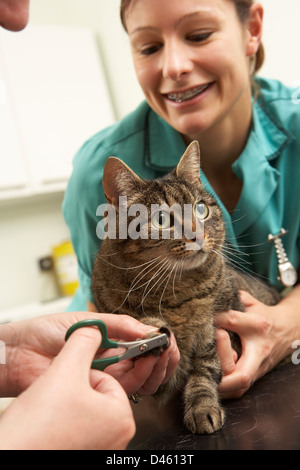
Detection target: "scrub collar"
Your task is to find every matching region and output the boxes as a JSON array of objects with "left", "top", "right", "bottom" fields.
[{"left": 230, "top": 99, "right": 293, "bottom": 237}]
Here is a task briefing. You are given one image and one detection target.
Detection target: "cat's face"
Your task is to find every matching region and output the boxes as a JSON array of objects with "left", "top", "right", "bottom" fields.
[{"left": 102, "top": 141, "right": 225, "bottom": 271}]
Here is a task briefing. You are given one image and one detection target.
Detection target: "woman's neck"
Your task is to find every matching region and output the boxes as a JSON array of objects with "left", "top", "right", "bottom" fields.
[{"left": 185, "top": 88, "right": 252, "bottom": 168}]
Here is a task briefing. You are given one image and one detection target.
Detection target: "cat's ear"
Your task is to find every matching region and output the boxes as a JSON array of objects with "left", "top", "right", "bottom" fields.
[
  {"left": 176, "top": 140, "right": 201, "bottom": 184},
  {"left": 102, "top": 156, "right": 145, "bottom": 206}
]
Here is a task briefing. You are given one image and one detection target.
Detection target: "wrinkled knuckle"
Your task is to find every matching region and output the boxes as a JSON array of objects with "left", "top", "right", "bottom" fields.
[
  {"left": 261, "top": 342, "right": 272, "bottom": 359},
  {"left": 257, "top": 316, "right": 272, "bottom": 336},
  {"left": 227, "top": 310, "right": 238, "bottom": 326}
]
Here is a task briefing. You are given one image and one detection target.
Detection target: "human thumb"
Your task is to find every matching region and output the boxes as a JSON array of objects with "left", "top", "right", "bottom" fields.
[{"left": 55, "top": 326, "right": 102, "bottom": 380}]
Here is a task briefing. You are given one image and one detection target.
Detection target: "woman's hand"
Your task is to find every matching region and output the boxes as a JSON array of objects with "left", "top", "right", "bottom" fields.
[
  {"left": 214, "top": 290, "right": 294, "bottom": 399},
  {"left": 0, "top": 326, "right": 135, "bottom": 449},
  {"left": 0, "top": 312, "right": 179, "bottom": 398}
]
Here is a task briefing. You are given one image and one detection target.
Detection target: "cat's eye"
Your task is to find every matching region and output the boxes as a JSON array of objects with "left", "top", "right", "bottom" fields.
[
  {"left": 152, "top": 210, "right": 171, "bottom": 229},
  {"left": 194, "top": 203, "right": 209, "bottom": 220}
]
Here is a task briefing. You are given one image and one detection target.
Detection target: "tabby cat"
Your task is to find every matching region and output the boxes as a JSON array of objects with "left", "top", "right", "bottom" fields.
[{"left": 91, "top": 141, "right": 280, "bottom": 434}]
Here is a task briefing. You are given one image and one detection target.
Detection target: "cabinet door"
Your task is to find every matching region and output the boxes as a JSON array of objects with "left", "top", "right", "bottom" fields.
[
  {"left": 0, "top": 25, "right": 115, "bottom": 190},
  {"left": 0, "top": 41, "right": 28, "bottom": 191}
]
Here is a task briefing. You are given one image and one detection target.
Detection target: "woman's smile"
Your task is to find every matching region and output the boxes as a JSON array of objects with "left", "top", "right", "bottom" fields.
[{"left": 163, "top": 82, "right": 215, "bottom": 105}]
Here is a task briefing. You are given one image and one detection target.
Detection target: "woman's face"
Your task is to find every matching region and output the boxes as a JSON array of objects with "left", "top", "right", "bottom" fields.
[{"left": 126, "top": 0, "right": 260, "bottom": 141}]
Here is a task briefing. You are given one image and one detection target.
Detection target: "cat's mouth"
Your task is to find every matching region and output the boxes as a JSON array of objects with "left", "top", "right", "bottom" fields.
[
  {"left": 168, "top": 241, "right": 209, "bottom": 270},
  {"left": 181, "top": 248, "right": 208, "bottom": 270}
]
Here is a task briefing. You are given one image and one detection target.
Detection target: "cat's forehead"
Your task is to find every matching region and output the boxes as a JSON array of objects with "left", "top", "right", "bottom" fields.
[{"left": 129, "top": 176, "right": 208, "bottom": 206}]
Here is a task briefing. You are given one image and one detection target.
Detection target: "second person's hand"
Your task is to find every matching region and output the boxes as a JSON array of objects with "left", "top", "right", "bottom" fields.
[{"left": 1, "top": 311, "right": 180, "bottom": 398}]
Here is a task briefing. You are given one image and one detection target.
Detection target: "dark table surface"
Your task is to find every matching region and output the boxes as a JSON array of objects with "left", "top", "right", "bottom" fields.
[{"left": 128, "top": 361, "right": 300, "bottom": 450}]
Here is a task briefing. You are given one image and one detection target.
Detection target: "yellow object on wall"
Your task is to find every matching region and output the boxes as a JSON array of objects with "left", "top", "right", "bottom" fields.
[{"left": 52, "top": 240, "right": 79, "bottom": 296}]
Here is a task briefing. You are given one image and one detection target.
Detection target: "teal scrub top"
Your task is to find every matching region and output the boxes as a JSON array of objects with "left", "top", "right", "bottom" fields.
[{"left": 63, "top": 77, "right": 300, "bottom": 311}]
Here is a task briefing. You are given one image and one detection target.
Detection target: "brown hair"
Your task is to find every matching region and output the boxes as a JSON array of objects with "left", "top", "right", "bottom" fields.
[{"left": 120, "top": 0, "right": 264, "bottom": 73}]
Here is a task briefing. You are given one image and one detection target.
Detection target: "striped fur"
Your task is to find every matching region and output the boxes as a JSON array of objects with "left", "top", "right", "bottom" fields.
[{"left": 91, "top": 141, "right": 279, "bottom": 434}]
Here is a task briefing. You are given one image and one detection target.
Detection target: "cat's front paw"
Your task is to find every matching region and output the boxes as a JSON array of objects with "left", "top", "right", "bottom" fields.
[
  {"left": 144, "top": 326, "right": 171, "bottom": 356},
  {"left": 184, "top": 405, "right": 225, "bottom": 434}
]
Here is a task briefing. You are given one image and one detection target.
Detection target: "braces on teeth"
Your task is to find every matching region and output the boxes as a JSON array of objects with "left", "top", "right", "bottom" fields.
[{"left": 168, "top": 84, "right": 209, "bottom": 102}]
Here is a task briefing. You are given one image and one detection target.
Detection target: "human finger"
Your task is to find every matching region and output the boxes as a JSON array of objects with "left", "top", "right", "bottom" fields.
[
  {"left": 115, "top": 355, "right": 161, "bottom": 395},
  {"left": 218, "top": 345, "right": 259, "bottom": 399},
  {"left": 102, "top": 314, "right": 159, "bottom": 341},
  {"left": 215, "top": 309, "right": 263, "bottom": 336},
  {"left": 137, "top": 350, "right": 170, "bottom": 395},
  {"left": 215, "top": 328, "right": 237, "bottom": 376},
  {"left": 92, "top": 368, "right": 130, "bottom": 401},
  {"left": 109, "top": 343, "right": 175, "bottom": 396},
  {"left": 94, "top": 331, "right": 179, "bottom": 395},
  {"left": 161, "top": 333, "right": 180, "bottom": 384},
  {"left": 239, "top": 290, "right": 259, "bottom": 308},
  {"left": 136, "top": 332, "right": 179, "bottom": 392},
  {"left": 58, "top": 327, "right": 102, "bottom": 380}
]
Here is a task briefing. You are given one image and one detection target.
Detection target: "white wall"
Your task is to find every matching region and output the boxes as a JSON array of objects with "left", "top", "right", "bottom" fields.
[
  {"left": 1, "top": 0, "right": 300, "bottom": 314},
  {"left": 29, "top": 0, "right": 300, "bottom": 116},
  {"left": 29, "top": 0, "right": 144, "bottom": 119},
  {"left": 259, "top": 0, "right": 300, "bottom": 86}
]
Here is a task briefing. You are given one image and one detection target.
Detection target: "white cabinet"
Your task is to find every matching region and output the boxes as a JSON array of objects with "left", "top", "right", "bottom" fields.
[
  {"left": 0, "top": 25, "right": 115, "bottom": 200},
  {"left": 0, "top": 68, "right": 27, "bottom": 190}
]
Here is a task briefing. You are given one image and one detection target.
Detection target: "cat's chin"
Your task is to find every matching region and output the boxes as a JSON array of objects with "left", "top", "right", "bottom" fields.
[{"left": 181, "top": 250, "right": 208, "bottom": 271}]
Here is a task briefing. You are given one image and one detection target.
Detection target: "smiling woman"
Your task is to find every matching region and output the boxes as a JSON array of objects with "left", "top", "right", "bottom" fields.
[
  {"left": 0, "top": 0, "right": 30, "bottom": 31},
  {"left": 124, "top": 0, "right": 263, "bottom": 142}
]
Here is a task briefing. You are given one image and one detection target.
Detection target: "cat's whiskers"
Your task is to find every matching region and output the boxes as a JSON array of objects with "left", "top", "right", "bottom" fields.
[
  {"left": 126, "top": 257, "right": 168, "bottom": 301},
  {"left": 153, "top": 261, "right": 174, "bottom": 295},
  {"left": 112, "top": 257, "right": 168, "bottom": 316},
  {"left": 224, "top": 243, "right": 268, "bottom": 259},
  {"left": 139, "top": 258, "right": 180, "bottom": 317},
  {"left": 98, "top": 253, "right": 162, "bottom": 271},
  {"left": 212, "top": 247, "right": 272, "bottom": 288},
  {"left": 139, "top": 259, "right": 172, "bottom": 313},
  {"left": 98, "top": 250, "right": 121, "bottom": 257},
  {"left": 215, "top": 243, "right": 271, "bottom": 280},
  {"left": 179, "top": 258, "right": 185, "bottom": 280},
  {"left": 172, "top": 260, "right": 180, "bottom": 298},
  {"left": 109, "top": 256, "right": 166, "bottom": 313},
  {"left": 158, "top": 261, "right": 180, "bottom": 316},
  {"left": 212, "top": 246, "right": 250, "bottom": 271},
  {"left": 215, "top": 244, "right": 253, "bottom": 267}
]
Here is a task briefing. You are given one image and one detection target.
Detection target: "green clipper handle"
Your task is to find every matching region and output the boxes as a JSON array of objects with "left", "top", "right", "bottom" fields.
[{"left": 65, "top": 319, "right": 120, "bottom": 371}]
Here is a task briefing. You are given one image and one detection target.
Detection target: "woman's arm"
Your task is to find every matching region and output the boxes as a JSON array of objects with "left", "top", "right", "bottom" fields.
[{"left": 215, "top": 285, "right": 300, "bottom": 399}]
